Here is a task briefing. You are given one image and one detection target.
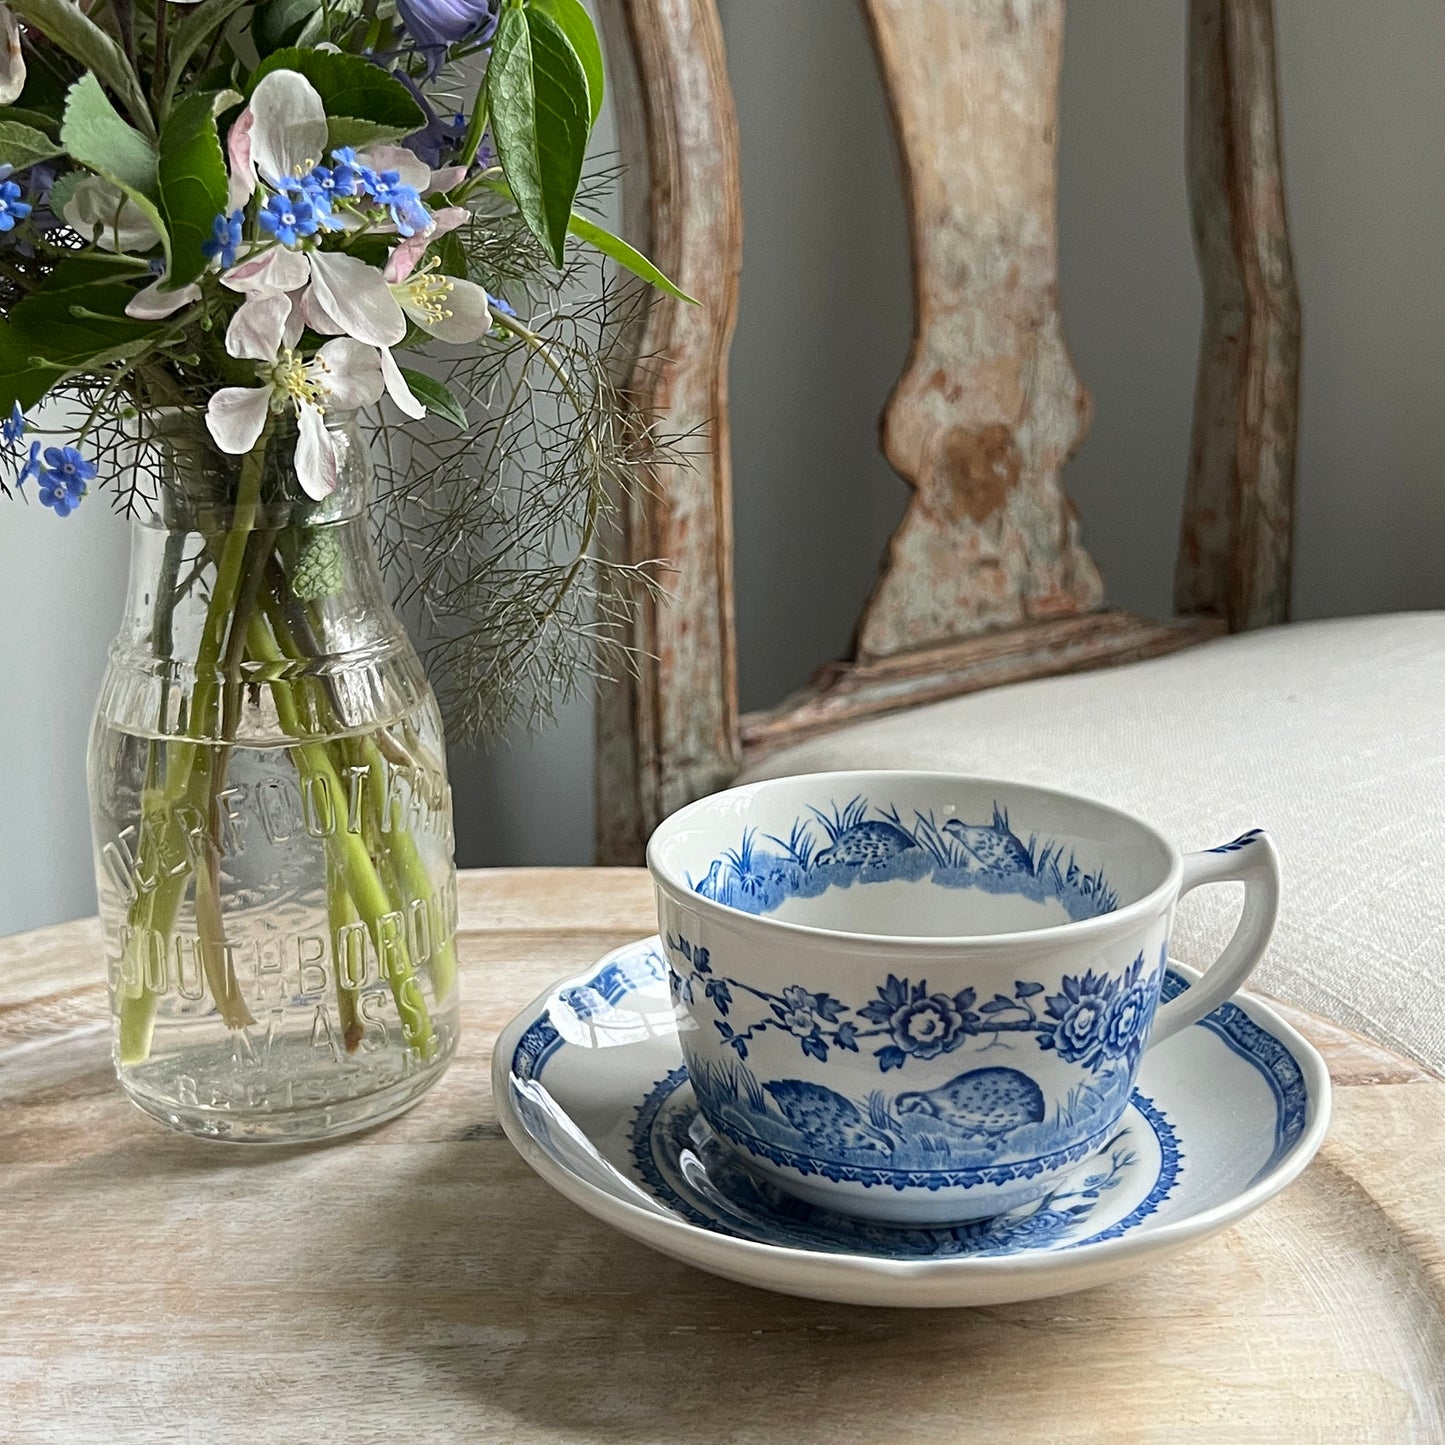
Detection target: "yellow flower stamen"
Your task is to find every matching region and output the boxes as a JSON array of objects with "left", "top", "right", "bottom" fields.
[
  {"left": 267, "top": 348, "right": 327, "bottom": 411},
  {"left": 397, "top": 257, "right": 455, "bottom": 325}
]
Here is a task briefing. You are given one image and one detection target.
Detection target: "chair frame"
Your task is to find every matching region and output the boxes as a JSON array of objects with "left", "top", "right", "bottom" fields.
[{"left": 594, "top": 0, "right": 1300, "bottom": 864}]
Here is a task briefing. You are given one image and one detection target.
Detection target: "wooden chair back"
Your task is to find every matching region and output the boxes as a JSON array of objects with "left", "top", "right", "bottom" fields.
[{"left": 594, "top": 0, "right": 1300, "bottom": 863}]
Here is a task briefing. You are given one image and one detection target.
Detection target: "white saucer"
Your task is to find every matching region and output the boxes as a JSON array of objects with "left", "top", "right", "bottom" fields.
[{"left": 493, "top": 938, "right": 1331, "bottom": 1308}]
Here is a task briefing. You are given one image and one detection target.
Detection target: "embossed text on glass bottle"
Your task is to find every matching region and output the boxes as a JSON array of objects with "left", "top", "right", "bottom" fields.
[{"left": 88, "top": 417, "right": 460, "bottom": 1140}]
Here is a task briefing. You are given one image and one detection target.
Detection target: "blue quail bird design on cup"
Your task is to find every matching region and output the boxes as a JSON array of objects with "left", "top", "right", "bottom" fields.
[
  {"left": 648, "top": 772, "right": 1281, "bottom": 1225},
  {"left": 813, "top": 818, "right": 920, "bottom": 868},
  {"left": 895, "top": 1067, "right": 1047, "bottom": 1144}
]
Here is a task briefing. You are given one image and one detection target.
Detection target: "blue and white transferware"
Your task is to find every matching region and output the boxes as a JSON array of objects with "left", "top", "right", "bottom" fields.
[
  {"left": 494, "top": 938, "right": 1330, "bottom": 1308},
  {"left": 646, "top": 773, "right": 1283, "bottom": 1224}
]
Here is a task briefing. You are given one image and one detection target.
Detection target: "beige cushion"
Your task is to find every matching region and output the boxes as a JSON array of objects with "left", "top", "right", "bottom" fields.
[{"left": 739, "top": 614, "right": 1445, "bottom": 1070}]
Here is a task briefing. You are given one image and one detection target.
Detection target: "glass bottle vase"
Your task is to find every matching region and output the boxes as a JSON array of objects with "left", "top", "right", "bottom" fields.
[{"left": 88, "top": 417, "right": 460, "bottom": 1141}]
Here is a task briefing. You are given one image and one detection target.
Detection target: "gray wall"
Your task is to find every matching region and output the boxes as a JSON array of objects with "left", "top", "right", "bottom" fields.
[
  {"left": 0, "top": 414, "right": 128, "bottom": 935},
  {"left": 4, "top": 0, "right": 1443, "bottom": 934}
]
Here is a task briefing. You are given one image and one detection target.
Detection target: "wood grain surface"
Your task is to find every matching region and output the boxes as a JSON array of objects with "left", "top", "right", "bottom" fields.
[
  {"left": 2, "top": 869, "right": 1442, "bottom": 1444},
  {"left": 1176, "top": 0, "right": 1301, "bottom": 630},
  {"left": 857, "top": 0, "right": 1104, "bottom": 657},
  {"left": 739, "top": 611, "right": 1224, "bottom": 759},
  {"left": 593, "top": 0, "right": 743, "bottom": 865}
]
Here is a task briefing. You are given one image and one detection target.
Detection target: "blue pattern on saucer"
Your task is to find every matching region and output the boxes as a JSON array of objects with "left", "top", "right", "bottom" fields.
[{"left": 629, "top": 1066, "right": 1183, "bottom": 1258}]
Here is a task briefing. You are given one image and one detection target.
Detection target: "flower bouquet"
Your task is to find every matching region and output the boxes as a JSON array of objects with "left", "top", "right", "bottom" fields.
[{"left": 0, "top": 0, "right": 680, "bottom": 1138}]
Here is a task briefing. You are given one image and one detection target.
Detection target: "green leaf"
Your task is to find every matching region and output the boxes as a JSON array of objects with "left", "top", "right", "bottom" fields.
[
  {"left": 6, "top": 0, "right": 154, "bottom": 139},
  {"left": 567, "top": 212, "right": 698, "bottom": 304},
  {"left": 325, "top": 116, "right": 417, "bottom": 151},
  {"left": 60, "top": 73, "right": 170, "bottom": 270},
  {"left": 46, "top": 169, "right": 85, "bottom": 218},
  {"left": 487, "top": 4, "right": 590, "bottom": 267},
  {"left": 397, "top": 368, "right": 469, "bottom": 429},
  {"left": 482, "top": 175, "right": 697, "bottom": 303},
  {"left": 253, "top": 0, "right": 324, "bottom": 56},
  {"left": 0, "top": 119, "right": 62, "bottom": 171},
  {"left": 249, "top": 49, "right": 426, "bottom": 143},
  {"left": 530, "top": 0, "right": 604, "bottom": 127},
  {"left": 46, "top": 253, "right": 153, "bottom": 286},
  {"left": 0, "top": 278, "right": 164, "bottom": 411},
  {"left": 0, "top": 106, "right": 60, "bottom": 137},
  {"left": 62, "top": 74, "right": 155, "bottom": 194},
  {"left": 158, "top": 93, "right": 229, "bottom": 286},
  {"left": 434, "top": 227, "right": 468, "bottom": 280},
  {"left": 163, "top": 0, "right": 255, "bottom": 108}
]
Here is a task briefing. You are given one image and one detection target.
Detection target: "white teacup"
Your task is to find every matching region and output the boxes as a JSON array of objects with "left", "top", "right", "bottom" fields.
[{"left": 647, "top": 772, "right": 1280, "bottom": 1225}]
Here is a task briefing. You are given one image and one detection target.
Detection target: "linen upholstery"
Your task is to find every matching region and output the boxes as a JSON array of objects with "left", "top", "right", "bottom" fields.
[{"left": 738, "top": 614, "right": 1445, "bottom": 1070}]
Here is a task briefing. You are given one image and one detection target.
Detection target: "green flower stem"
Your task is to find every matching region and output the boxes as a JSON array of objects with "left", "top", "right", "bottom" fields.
[
  {"left": 350, "top": 734, "right": 458, "bottom": 1005},
  {"left": 116, "top": 764, "right": 212, "bottom": 1065},
  {"left": 326, "top": 854, "right": 364, "bottom": 1053},
  {"left": 115, "top": 432, "right": 273, "bottom": 1064},
  {"left": 244, "top": 613, "right": 439, "bottom": 1062},
  {"left": 261, "top": 577, "right": 458, "bottom": 1004}
]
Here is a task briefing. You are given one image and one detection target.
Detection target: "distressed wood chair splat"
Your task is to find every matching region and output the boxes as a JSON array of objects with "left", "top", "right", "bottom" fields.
[
  {"left": 595, "top": 0, "right": 1299, "bottom": 863},
  {"left": 859, "top": 0, "right": 1104, "bottom": 655}
]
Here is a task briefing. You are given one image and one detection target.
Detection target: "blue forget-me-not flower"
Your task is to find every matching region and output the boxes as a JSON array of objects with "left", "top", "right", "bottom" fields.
[
  {"left": 201, "top": 210, "right": 245, "bottom": 269},
  {"left": 16, "top": 439, "right": 42, "bottom": 490},
  {"left": 0, "top": 175, "right": 31, "bottom": 233},
  {"left": 259, "top": 190, "right": 322, "bottom": 247},
  {"left": 36, "top": 445, "right": 93, "bottom": 516}
]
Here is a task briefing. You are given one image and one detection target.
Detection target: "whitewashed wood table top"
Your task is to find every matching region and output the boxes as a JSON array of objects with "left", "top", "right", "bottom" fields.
[{"left": 2, "top": 868, "right": 1443, "bottom": 1444}]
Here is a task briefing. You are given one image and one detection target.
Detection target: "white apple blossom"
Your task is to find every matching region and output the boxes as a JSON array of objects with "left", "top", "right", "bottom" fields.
[
  {"left": 389, "top": 259, "right": 491, "bottom": 343},
  {"left": 222, "top": 242, "right": 404, "bottom": 347},
  {"left": 383, "top": 204, "right": 466, "bottom": 285},
  {"left": 0, "top": 5, "right": 24, "bottom": 106},
  {"left": 231, "top": 69, "right": 329, "bottom": 201},
  {"left": 62, "top": 176, "right": 160, "bottom": 253},
  {"left": 125, "top": 277, "right": 203, "bottom": 320},
  {"left": 206, "top": 295, "right": 390, "bottom": 498},
  {"left": 214, "top": 71, "right": 492, "bottom": 356},
  {"left": 207, "top": 291, "right": 426, "bottom": 490}
]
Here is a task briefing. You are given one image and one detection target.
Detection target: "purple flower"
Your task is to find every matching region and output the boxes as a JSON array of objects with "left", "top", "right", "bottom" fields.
[
  {"left": 399, "top": 73, "right": 465, "bottom": 169},
  {"left": 10, "top": 165, "right": 58, "bottom": 253},
  {"left": 396, "top": 0, "right": 499, "bottom": 53}
]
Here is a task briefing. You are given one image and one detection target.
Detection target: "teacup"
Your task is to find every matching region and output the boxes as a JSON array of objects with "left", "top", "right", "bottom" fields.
[{"left": 647, "top": 771, "right": 1280, "bottom": 1225}]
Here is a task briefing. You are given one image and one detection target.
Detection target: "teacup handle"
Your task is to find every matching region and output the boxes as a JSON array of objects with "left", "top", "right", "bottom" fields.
[{"left": 1148, "top": 829, "right": 1282, "bottom": 1047}]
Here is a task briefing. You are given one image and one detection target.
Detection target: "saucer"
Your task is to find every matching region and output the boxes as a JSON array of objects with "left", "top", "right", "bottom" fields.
[{"left": 493, "top": 937, "right": 1331, "bottom": 1307}]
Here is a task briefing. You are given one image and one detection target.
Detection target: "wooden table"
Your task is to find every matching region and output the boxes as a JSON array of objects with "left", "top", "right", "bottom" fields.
[{"left": 3, "top": 868, "right": 1443, "bottom": 1443}]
